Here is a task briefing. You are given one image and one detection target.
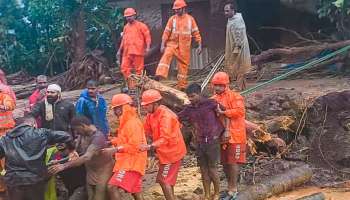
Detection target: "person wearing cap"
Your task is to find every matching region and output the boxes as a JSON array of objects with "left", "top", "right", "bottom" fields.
[
  {"left": 26, "top": 75, "right": 48, "bottom": 127},
  {"left": 211, "top": 72, "right": 246, "bottom": 199},
  {"left": 117, "top": 8, "right": 151, "bottom": 84},
  {"left": 104, "top": 93, "right": 147, "bottom": 200},
  {"left": 139, "top": 89, "right": 186, "bottom": 200},
  {"left": 223, "top": 2, "right": 251, "bottom": 91},
  {"left": 155, "top": 0, "right": 202, "bottom": 91},
  {"left": 30, "top": 84, "right": 75, "bottom": 132}
]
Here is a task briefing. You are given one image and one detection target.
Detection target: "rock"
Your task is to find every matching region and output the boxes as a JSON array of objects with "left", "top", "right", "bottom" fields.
[{"left": 193, "top": 187, "right": 203, "bottom": 195}]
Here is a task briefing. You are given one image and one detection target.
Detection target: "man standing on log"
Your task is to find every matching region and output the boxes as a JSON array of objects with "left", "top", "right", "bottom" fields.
[
  {"left": 178, "top": 83, "right": 226, "bottom": 200},
  {"left": 155, "top": 0, "right": 202, "bottom": 91},
  {"left": 224, "top": 2, "right": 251, "bottom": 91},
  {"left": 117, "top": 7, "right": 151, "bottom": 88},
  {"left": 106, "top": 94, "right": 147, "bottom": 200},
  {"left": 211, "top": 72, "right": 247, "bottom": 199},
  {"left": 76, "top": 80, "right": 109, "bottom": 136},
  {"left": 140, "top": 89, "right": 187, "bottom": 200}
]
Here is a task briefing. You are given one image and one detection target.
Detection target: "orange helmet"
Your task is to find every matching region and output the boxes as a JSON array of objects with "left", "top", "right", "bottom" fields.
[
  {"left": 173, "top": 0, "right": 187, "bottom": 9},
  {"left": 141, "top": 89, "right": 162, "bottom": 106},
  {"left": 111, "top": 93, "right": 133, "bottom": 108},
  {"left": 124, "top": 8, "right": 136, "bottom": 17},
  {"left": 211, "top": 72, "right": 230, "bottom": 85}
]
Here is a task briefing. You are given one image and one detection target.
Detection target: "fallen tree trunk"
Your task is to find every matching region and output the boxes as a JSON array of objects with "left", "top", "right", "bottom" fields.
[
  {"left": 259, "top": 116, "right": 295, "bottom": 133},
  {"left": 296, "top": 193, "right": 326, "bottom": 200},
  {"left": 132, "top": 76, "right": 190, "bottom": 111},
  {"left": 134, "top": 76, "right": 287, "bottom": 154},
  {"left": 252, "top": 40, "right": 350, "bottom": 65},
  {"left": 237, "top": 165, "right": 313, "bottom": 200}
]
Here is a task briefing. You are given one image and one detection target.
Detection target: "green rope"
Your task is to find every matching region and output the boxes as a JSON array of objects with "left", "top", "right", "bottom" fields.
[{"left": 241, "top": 45, "right": 350, "bottom": 96}]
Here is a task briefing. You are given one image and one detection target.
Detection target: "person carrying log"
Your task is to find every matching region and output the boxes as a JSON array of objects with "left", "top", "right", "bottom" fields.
[
  {"left": 139, "top": 89, "right": 187, "bottom": 200},
  {"left": 75, "top": 80, "right": 109, "bottom": 136},
  {"left": 0, "top": 115, "right": 72, "bottom": 200},
  {"left": 178, "top": 83, "right": 226, "bottom": 200},
  {"left": 211, "top": 72, "right": 247, "bottom": 200},
  {"left": 155, "top": 0, "right": 202, "bottom": 91},
  {"left": 117, "top": 8, "right": 151, "bottom": 89},
  {"left": 49, "top": 116, "right": 114, "bottom": 200},
  {"left": 105, "top": 94, "right": 147, "bottom": 200},
  {"left": 224, "top": 2, "right": 252, "bottom": 91}
]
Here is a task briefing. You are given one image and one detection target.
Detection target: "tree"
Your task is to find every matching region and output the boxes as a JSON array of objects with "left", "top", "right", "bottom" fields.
[
  {"left": 318, "top": 0, "right": 350, "bottom": 39},
  {"left": 0, "top": 0, "right": 123, "bottom": 76}
]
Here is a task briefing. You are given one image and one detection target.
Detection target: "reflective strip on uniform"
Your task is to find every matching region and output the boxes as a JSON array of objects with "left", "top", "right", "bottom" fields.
[
  {"left": 172, "top": 18, "right": 177, "bottom": 32},
  {"left": 158, "top": 63, "right": 170, "bottom": 68},
  {"left": 177, "top": 74, "right": 186, "bottom": 79}
]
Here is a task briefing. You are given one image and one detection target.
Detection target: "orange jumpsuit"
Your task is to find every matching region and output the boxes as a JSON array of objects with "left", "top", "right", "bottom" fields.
[
  {"left": 156, "top": 14, "right": 202, "bottom": 89},
  {"left": 0, "top": 92, "right": 15, "bottom": 192},
  {"left": 0, "top": 92, "right": 15, "bottom": 136},
  {"left": 120, "top": 20, "right": 151, "bottom": 79},
  {"left": 144, "top": 105, "right": 186, "bottom": 164},
  {"left": 212, "top": 88, "right": 246, "bottom": 144},
  {"left": 110, "top": 104, "right": 147, "bottom": 175}
]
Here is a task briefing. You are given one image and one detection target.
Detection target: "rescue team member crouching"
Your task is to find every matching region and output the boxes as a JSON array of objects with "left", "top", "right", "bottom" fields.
[
  {"left": 104, "top": 93, "right": 147, "bottom": 200},
  {"left": 211, "top": 72, "right": 247, "bottom": 200},
  {"left": 139, "top": 89, "right": 187, "bottom": 200}
]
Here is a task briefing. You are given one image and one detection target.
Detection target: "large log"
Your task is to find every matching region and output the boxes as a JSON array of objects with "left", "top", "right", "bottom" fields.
[
  {"left": 252, "top": 40, "right": 350, "bottom": 65},
  {"left": 258, "top": 116, "right": 295, "bottom": 133},
  {"left": 134, "top": 76, "right": 287, "bottom": 154},
  {"left": 132, "top": 76, "right": 190, "bottom": 111},
  {"left": 237, "top": 165, "right": 313, "bottom": 200},
  {"left": 296, "top": 193, "right": 326, "bottom": 200}
]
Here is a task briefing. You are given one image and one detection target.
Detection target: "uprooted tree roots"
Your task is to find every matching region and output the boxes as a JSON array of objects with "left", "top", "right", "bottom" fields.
[{"left": 63, "top": 50, "right": 113, "bottom": 90}]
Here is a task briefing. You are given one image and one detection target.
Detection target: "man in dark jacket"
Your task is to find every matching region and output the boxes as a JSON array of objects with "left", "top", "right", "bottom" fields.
[
  {"left": 0, "top": 115, "right": 72, "bottom": 200},
  {"left": 75, "top": 80, "right": 109, "bottom": 136},
  {"left": 29, "top": 84, "right": 86, "bottom": 198},
  {"left": 30, "top": 84, "right": 75, "bottom": 132}
]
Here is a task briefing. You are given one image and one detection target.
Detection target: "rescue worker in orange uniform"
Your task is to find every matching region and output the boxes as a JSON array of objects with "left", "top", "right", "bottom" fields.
[
  {"left": 107, "top": 94, "right": 147, "bottom": 200},
  {"left": 211, "top": 72, "right": 246, "bottom": 199},
  {"left": 0, "top": 92, "right": 15, "bottom": 136},
  {"left": 0, "top": 90, "right": 16, "bottom": 192},
  {"left": 117, "top": 8, "right": 151, "bottom": 84},
  {"left": 139, "top": 89, "right": 186, "bottom": 200},
  {"left": 155, "top": 0, "right": 202, "bottom": 90}
]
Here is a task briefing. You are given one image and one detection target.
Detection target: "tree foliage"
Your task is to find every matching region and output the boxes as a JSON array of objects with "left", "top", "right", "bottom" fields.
[
  {"left": 318, "top": 0, "right": 350, "bottom": 39},
  {"left": 0, "top": 0, "right": 123, "bottom": 75}
]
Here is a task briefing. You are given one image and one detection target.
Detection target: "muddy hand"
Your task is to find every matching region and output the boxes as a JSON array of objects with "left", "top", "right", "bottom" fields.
[{"left": 48, "top": 163, "right": 65, "bottom": 175}]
